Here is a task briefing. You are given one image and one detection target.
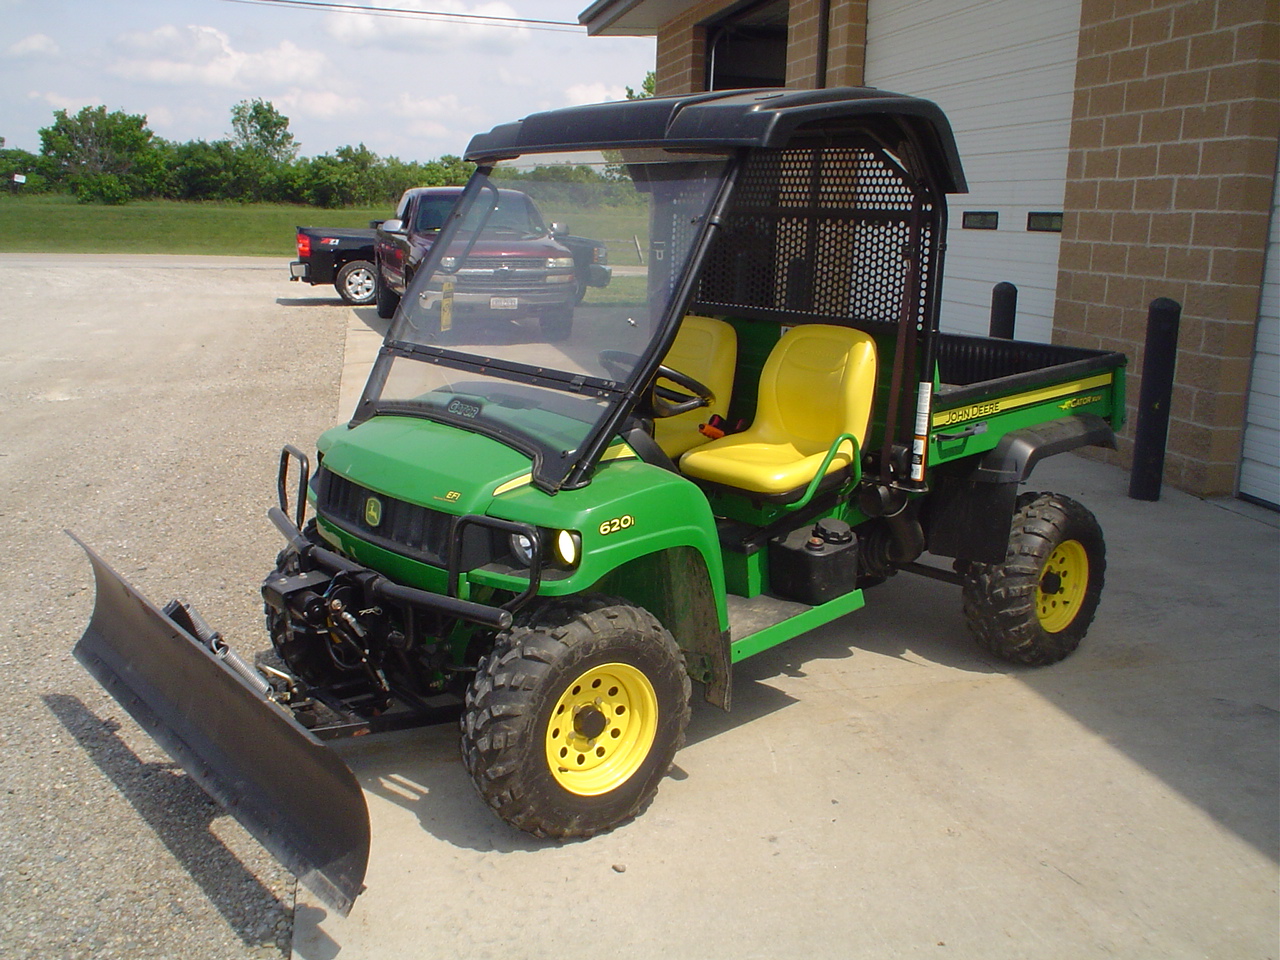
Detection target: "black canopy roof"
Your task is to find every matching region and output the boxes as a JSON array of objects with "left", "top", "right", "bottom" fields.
[{"left": 464, "top": 86, "right": 967, "bottom": 193}]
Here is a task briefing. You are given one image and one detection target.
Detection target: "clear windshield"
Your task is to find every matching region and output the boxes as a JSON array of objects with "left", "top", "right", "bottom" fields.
[{"left": 373, "top": 151, "right": 731, "bottom": 487}]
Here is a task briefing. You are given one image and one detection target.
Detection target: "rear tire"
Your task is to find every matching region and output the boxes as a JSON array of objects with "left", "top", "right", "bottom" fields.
[
  {"left": 335, "top": 260, "right": 377, "bottom": 305},
  {"left": 374, "top": 272, "right": 400, "bottom": 319},
  {"left": 962, "top": 492, "right": 1106, "bottom": 666},
  {"left": 461, "top": 595, "right": 690, "bottom": 839}
]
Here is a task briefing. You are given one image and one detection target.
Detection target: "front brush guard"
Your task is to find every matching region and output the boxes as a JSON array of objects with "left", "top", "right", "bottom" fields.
[{"left": 69, "top": 532, "right": 369, "bottom": 916}]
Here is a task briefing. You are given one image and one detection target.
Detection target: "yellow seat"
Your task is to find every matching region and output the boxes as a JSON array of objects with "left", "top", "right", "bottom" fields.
[
  {"left": 679, "top": 324, "right": 877, "bottom": 496},
  {"left": 653, "top": 315, "right": 738, "bottom": 458}
]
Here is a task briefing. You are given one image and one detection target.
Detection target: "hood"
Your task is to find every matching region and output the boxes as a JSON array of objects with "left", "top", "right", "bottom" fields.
[{"left": 317, "top": 416, "right": 532, "bottom": 516}]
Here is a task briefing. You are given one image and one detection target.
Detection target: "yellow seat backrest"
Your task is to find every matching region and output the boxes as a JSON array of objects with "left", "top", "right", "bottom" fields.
[
  {"left": 678, "top": 324, "right": 877, "bottom": 496},
  {"left": 653, "top": 315, "right": 738, "bottom": 458}
]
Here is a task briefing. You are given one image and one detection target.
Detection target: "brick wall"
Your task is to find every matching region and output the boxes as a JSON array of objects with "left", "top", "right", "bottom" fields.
[
  {"left": 786, "top": 0, "right": 822, "bottom": 86},
  {"left": 826, "top": 0, "right": 869, "bottom": 87},
  {"left": 654, "top": 0, "right": 722, "bottom": 95},
  {"left": 1055, "top": 0, "right": 1280, "bottom": 495},
  {"left": 654, "top": 0, "right": 869, "bottom": 94}
]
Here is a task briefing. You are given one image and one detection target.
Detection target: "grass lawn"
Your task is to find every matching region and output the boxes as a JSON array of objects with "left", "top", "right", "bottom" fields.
[
  {"left": 0, "top": 195, "right": 386, "bottom": 257},
  {"left": 0, "top": 195, "right": 651, "bottom": 263}
]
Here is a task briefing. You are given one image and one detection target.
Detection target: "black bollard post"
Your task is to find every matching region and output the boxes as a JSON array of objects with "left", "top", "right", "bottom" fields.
[
  {"left": 1128, "top": 297, "right": 1181, "bottom": 501},
  {"left": 989, "top": 282, "right": 1017, "bottom": 339}
]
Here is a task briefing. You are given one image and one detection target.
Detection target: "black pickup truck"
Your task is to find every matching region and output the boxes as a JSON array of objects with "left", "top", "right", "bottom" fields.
[{"left": 289, "top": 226, "right": 379, "bottom": 305}]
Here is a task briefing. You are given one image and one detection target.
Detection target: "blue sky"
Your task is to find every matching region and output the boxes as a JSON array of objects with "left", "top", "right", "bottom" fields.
[{"left": 0, "top": 0, "right": 656, "bottom": 160}]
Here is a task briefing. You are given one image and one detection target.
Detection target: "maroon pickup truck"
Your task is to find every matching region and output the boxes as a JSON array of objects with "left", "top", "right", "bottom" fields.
[{"left": 373, "top": 186, "right": 610, "bottom": 341}]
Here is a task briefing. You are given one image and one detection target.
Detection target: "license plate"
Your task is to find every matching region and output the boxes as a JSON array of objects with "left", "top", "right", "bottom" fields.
[{"left": 490, "top": 297, "right": 518, "bottom": 309}]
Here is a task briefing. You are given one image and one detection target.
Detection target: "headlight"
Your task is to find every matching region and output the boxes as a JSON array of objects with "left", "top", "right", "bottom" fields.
[
  {"left": 546, "top": 257, "right": 574, "bottom": 270},
  {"left": 553, "top": 530, "right": 581, "bottom": 568},
  {"left": 508, "top": 529, "right": 580, "bottom": 569},
  {"left": 509, "top": 532, "right": 536, "bottom": 566}
]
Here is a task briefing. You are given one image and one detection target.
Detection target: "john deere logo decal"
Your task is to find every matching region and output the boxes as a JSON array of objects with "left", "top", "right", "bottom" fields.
[{"left": 364, "top": 496, "right": 383, "bottom": 527}]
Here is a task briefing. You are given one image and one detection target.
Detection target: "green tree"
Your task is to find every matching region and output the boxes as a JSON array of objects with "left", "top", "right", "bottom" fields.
[
  {"left": 230, "top": 98, "right": 298, "bottom": 163},
  {"left": 626, "top": 71, "right": 656, "bottom": 100},
  {"left": 38, "top": 105, "right": 165, "bottom": 203}
]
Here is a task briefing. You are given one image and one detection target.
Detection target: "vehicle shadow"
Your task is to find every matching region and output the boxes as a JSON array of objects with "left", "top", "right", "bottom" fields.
[
  {"left": 351, "top": 306, "right": 390, "bottom": 337},
  {"left": 43, "top": 694, "right": 287, "bottom": 950},
  {"left": 685, "top": 569, "right": 1005, "bottom": 748},
  {"left": 276, "top": 296, "right": 347, "bottom": 307},
  {"left": 325, "top": 569, "right": 1003, "bottom": 855},
  {"left": 326, "top": 726, "right": 555, "bottom": 856}
]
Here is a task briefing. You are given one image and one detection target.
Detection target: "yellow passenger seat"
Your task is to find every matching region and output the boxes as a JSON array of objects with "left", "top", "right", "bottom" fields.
[
  {"left": 678, "top": 324, "right": 877, "bottom": 497},
  {"left": 653, "top": 315, "right": 738, "bottom": 458}
]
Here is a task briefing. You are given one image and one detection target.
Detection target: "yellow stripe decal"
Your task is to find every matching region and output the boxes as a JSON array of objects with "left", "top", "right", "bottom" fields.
[
  {"left": 492, "top": 473, "right": 532, "bottom": 497},
  {"left": 492, "top": 443, "right": 638, "bottom": 497},
  {"left": 600, "top": 442, "right": 639, "bottom": 463},
  {"left": 932, "top": 373, "right": 1113, "bottom": 429}
]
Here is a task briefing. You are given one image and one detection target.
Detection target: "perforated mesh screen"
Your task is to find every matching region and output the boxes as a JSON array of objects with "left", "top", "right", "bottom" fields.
[{"left": 694, "top": 146, "right": 935, "bottom": 329}]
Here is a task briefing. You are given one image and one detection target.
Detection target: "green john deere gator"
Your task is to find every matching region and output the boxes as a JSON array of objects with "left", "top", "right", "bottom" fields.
[{"left": 73, "top": 87, "right": 1126, "bottom": 914}]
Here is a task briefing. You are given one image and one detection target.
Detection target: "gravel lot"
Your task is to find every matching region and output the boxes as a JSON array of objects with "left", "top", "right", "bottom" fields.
[{"left": 0, "top": 255, "right": 350, "bottom": 959}]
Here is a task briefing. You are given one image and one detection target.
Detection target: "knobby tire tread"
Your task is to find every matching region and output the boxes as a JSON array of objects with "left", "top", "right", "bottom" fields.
[
  {"left": 461, "top": 595, "right": 690, "bottom": 839},
  {"left": 962, "top": 492, "right": 1106, "bottom": 666}
]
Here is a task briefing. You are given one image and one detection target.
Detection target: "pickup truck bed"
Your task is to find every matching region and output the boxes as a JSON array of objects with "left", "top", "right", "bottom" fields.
[{"left": 289, "top": 226, "right": 378, "bottom": 305}]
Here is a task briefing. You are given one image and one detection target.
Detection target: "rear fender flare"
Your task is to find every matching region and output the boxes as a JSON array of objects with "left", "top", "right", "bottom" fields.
[{"left": 926, "top": 414, "right": 1116, "bottom": 564}]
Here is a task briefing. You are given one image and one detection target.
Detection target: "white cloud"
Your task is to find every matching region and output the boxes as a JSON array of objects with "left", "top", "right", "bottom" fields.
[
  {"left": 324, "top": 0, "right": 531, "bottom": 52},
  {"left": 276, "top": 88, "right": 366, "bottom": 122},
  {"left": 391, "top": 92, "right": 462, "bottom": 119},
  {"left": 7, "top": 33, "right": 59, "bottom": 57},
  {"left": 108, "top": 25, "right": 327, "bottom": 89},
  {"left": 27, "top": 90, "right": 94, "bottom": 113},
  {"left": 562, "top": 82, "right": 627, "bottom": 107}
]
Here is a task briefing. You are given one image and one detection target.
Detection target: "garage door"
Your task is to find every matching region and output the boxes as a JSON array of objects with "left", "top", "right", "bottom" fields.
[
  {"left": 1239, "top": 164, "right": 1280, "bottom": 508},
  {"left": 863, "top": 0, "right": 1080, "bottom": 343}
]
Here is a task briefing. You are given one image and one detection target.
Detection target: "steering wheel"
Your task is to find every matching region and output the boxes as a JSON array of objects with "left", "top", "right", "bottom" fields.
[
  {"left": 651, "top": 365, "right": 714, "bottom": 417},
  {"left": 598, "top": 350, "right": 714, "bottom": 419}
]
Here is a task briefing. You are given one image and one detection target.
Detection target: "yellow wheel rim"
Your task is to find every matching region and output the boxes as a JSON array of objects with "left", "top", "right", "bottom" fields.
[
  {"left": 544, "top": 662, "right": 658, "bottom": 797},
  {"left": 1037, "top": 539, "right": 1089, "bottom": 633}
]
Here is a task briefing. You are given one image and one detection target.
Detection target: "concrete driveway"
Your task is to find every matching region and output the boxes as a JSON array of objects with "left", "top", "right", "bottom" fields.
[
  {"left": 303, "top": 282, "right": 1280, "bottom": 960},
  {"left": 0, "top": 255, "right": 1274, "bottom": 960}
]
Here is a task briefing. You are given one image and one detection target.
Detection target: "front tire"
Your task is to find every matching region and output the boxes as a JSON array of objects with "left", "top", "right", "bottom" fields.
[
  {"left": 374, "top": 272, "right": 400, "bottom": 319},
  {"left": 461, "top": 596, "right": 690, "bottom": 839},
  {"left": 962, "top": 492, "right": 1106, "bottom": 666},
  {"left": 335, "top": 260, "right": 377, "bottom": 305}
]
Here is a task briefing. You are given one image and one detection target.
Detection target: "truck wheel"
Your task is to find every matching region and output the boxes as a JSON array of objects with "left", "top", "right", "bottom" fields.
[
  {"left": 461, "top": 595, "right": 691, "bottom": 839},
  {"left": 962, "top": 492, "right": 1106, "bottom": 666},
  {"left": 374, "top": 274, "right": 400, "bottom": 319},
  {"left": 538, "top": 307, "right": 574, "bottom": 342},
  {"left": 335, "top": 260, "right": 377, "bottom": 305}
]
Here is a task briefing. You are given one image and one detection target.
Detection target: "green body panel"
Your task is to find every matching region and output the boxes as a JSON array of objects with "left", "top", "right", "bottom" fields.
[
  {"left": 317, "top": 417, "right": 532, "bottom": 515},
  {"left": 928, "top": 370, "right": 1123, "bottom": 466},
  {"left": 722, "top": 549, "right": 766, "bottom": 598},
  {"left": 721, "top": 316, "right": 780, "bottom": 429},
  {"left": 485, "top": 456, "right": 728, "bottom": 628},
  {"left": 316, "top": 418, "right": 728, "bottom": 629},
  {"left": 730, "top": 589, "right": 866, "bottom": 663}
]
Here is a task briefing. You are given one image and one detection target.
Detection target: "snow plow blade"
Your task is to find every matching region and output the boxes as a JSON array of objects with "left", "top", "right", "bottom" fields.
[{"left": 69, "top": 533, "right": 369, "bottom": 916}]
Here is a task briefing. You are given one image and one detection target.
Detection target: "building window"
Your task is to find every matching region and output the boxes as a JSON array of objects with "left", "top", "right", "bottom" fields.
[
  {"left": 962, "top": 211, "right": 999, "bottom": 230},
  {"left": 705, "top": 0, "right": 788, "bottom": 91},
  {"left": 1027, "top": 212, "right": 1064, "bottom": 232}
]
